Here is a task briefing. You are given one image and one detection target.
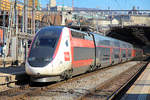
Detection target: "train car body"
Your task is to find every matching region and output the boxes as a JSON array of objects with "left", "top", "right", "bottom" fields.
[
  {"left": 25, "top": 26, "right": 143, "bottom": 82},
  {"left": 93, "top": 33, "right": 134, "bottom": 67}
]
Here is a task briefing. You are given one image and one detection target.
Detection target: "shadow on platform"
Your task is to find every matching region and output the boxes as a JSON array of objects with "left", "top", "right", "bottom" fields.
[{"left": 121, "top": 94, "right": 150, "bottom": 100}]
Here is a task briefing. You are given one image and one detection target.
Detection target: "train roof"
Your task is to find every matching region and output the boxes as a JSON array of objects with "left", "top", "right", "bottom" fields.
[
  {"left": 37, "top": 26, "right": 132, "bottom": 46},
  {"left": 41, "top": 26, "right": 65, "bottom": 30},
  {"left": 92, "top": 32, "right": 131, "bottom": 45},
  {"left": 35, "top": 26, "right": 66, "bottom": 38}
]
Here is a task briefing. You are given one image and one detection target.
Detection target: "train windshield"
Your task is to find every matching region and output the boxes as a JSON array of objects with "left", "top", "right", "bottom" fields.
[{"left": 28, "top": 27, "right": 62, "bottom": 67}]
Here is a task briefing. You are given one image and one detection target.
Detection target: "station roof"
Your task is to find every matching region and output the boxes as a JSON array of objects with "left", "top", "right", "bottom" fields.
[{"left": 107, "top": 25, "right": 150, "bottom": 48}]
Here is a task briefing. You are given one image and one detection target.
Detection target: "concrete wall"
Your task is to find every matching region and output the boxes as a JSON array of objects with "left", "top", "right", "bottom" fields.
[
  {"left": 131, "top": 16, "right": 150, "bottom": 26},
  {"left": 92, "top": 19, "right": 119, "bottom": 26}
]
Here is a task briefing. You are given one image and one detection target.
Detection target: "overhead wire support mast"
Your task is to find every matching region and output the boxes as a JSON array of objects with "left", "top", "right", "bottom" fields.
[
  {"left": 24, "top": 0, "right": 28, "bottom": 34},
  {"left": 72, "top": 0, "right": 74, "bottom": 10},
  {"left": 15, "top": 0, "right": 19, "bottom": 65},
  {"left": 24, "top": 0, "right": 28, "bottom": 63},
  {"left": 32, "top": 0, "right": 35, "bottom": 35}
]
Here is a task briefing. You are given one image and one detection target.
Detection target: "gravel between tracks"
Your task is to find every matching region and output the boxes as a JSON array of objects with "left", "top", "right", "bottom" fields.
[
  {"left": 20, "top": 61, "right": 140, "bottom": 100},
  {"left": 81, "top": 61, "right": 147, "bottom": 100}
]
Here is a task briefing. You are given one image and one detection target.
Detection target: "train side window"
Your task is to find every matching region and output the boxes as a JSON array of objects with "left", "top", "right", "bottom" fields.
[
  {"left": 123, "top": 54, "right": 126, "bottom": 57},
  {"left": 103, "top": 40, "right": 110, "bottom": 46},
  {"left": 123, "top": 43, "right": 127, "bottom": 48},
  {"left": 102, "top": 48, "right": 110, "bottom": 61},
  {"left": 98, "top": 40, "right": 104, "bottom": 46},
  {"left": 65, "top": 40, "right": 68, "bottom": 47},
  {"left": 122, "top": 50, "right": 126, "bottom": 57},
  {"left": 114, "top": 41, "right": 120, "bottom": 47},
  {"left": 128, "top": 51, "right": 131, "bottom": 57},
  {"left": 85, "top": 34, "right": 93, "bottom": 41},
  {"left": 129, "top": 45, "right": 132, "bottom": 48},
  {"left": 114, "top": 54, "right": 119, "bottom": 58},
  {"left": 71, "top": 30, "right": 85, "bottom": 39},
  {"left": 114, "top": 48, "right": 119, "bottom": 58},
  {"left": 127, "top": 44, "right": 130, "bottom": 48}
]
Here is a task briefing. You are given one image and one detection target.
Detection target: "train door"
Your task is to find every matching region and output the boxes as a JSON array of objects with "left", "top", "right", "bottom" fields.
[
  {"left": 99, "top": 47, "right": 104, "bottom": 66},
  {"left": 113, "top": 48, "right": 120, "bottom": 64},
  {"left": 128, "top": 49, "right": 132, "bottom": 60},
  {"left": 113, "top": 40, "right": 120, "bottom": 64},
  {"left": 110, "top": 47, "right": 113, "bottom": 65},
  {"left": 121, "top": 48, "right": 126, "bottom": 62},
  {"left": 105, "top": 48, "right": 111, "bottom": 66},
  {"left": 100, "top": 47, "right": 110, "bottom": 67}
]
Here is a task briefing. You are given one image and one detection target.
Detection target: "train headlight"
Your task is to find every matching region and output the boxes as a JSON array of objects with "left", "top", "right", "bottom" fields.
[
  {"left": 28, "top": 57, "right": 36, "bottom": 61},
  {"left": 44, "top": 58, "right": 53, "bottom": 62}
]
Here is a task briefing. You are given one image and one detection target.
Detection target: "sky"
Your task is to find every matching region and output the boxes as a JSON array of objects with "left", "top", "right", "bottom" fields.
[{"left": 40, "top": 0, "right": 150, "bottom": 10}]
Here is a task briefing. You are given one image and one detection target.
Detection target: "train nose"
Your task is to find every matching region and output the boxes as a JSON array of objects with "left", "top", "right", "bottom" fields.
[
  {"left": 25, "top": 61, "right": 54, "bottom": 76},
  {"left": 28, "top": 56, "right": 53, "bottom": 67}
]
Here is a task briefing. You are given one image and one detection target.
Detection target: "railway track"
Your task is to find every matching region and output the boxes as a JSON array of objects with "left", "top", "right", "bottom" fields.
[
  {"left": 0, "top": 63, "right": 116, "bottom": 100},
  {"left": 108, "top": 62, "right": 148, "bottom": 100},
  {"left": 78, "top": 61, "right": 148, "bottom": 100},
  {"left": 0, "top": 61, "right": 146, "bottom": 100}
]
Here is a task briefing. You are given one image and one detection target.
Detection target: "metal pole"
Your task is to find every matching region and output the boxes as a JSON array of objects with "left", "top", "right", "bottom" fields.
[
  {"left": 22, "top": 8, "right": 24, "bottom": 33},
  {"left": 32, "top": 0, "right": 35, "bottom": 34},
  {"left": 14, "top": 0, "right": 18, "bottom": 35},
  {"left": 24, "top": 0, "right": 28, "bottom": 33},
  {"left": 23, "top": 0, "right": 28, "bottom": 63},
  {"left": 15, "top": 0, "right": 19, "bottom": 65},
  {"left": 72, "top": 0, "right": 74, "bottom": 11},
  {"left": 49, "top": 0, "right": 50, "bottom": 7},
  {"left": 0, "top": 0, "right": 1, "bottom": 13},
  {"left": 62, "top": 0, "right": 64, "bottom": 11}
]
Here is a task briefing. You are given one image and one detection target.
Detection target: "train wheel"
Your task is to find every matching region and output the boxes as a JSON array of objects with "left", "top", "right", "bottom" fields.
[
  {"left": 111, "top": 61, "right": 114, "bottom": 65},
  {"left": 88, "top": 65, "right": 96, "bottom": 72},
  {"left": 96, "top": 64, "right": 101, "bottom": 69}
]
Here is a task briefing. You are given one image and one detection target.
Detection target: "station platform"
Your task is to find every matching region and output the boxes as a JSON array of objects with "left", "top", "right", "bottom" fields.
[
  {"left": 0, "top": 66, "right": 27, "bottom": 92},
  {"left": 0, "top": 57, "right": 24, "bottom": 67},
  {"left": 121, "top": 63, "right": 150, "bottom": 100}
]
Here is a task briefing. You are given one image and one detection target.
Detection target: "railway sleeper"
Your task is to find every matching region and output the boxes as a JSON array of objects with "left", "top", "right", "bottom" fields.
[{"left": 0, "top": 76, "right": 16, "bottom": 90}]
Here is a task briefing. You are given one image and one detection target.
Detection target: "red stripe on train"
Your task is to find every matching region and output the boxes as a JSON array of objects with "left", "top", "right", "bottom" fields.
[
  {"left": 72, "top": 59, "right": 93, "bottom": 68},
  {"left": 72, "top": 37, "right": 94, "bottom": 48},
  {"left": 69, "top": 29, "right": 74, "bottom": 63},
  {"left": 53, "top": 32, "right": 62, "bottom": 58}
]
